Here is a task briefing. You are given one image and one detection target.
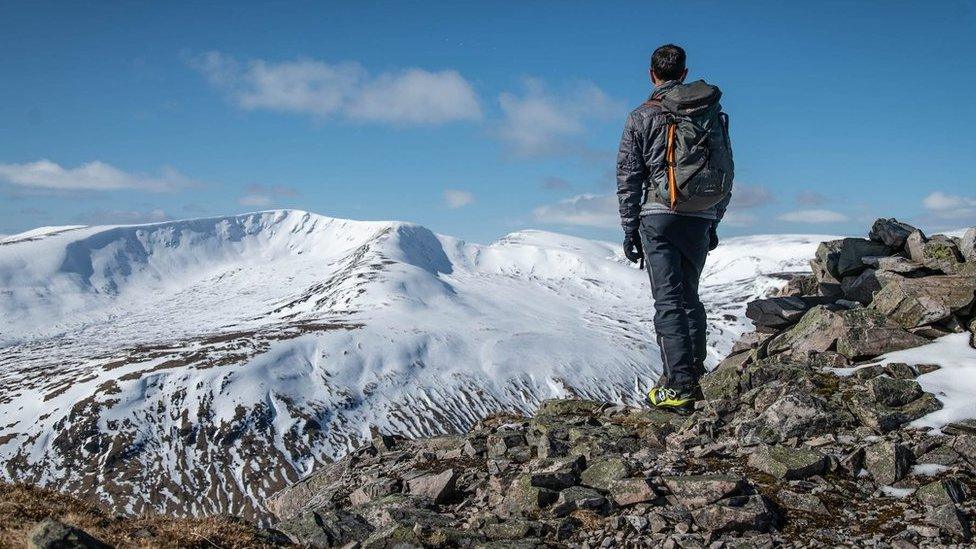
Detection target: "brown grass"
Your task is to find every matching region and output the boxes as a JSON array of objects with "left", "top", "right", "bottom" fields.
[{"left": 0, "top": 482, "right": 284, "bottom": 548}]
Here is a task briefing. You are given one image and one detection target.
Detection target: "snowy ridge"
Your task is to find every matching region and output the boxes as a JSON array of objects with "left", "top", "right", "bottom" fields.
[{"left": 0, "top": 210, "right": 826, "bottom": 521}]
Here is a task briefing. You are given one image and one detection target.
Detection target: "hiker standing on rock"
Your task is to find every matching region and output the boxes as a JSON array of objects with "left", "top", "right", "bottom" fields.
[{"left": 616, "top": 44, "right": 734, "bottom": 412}]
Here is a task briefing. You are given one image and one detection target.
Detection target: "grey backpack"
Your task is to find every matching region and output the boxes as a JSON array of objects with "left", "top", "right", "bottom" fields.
[{"left": 650, "top": 80, "right": 733, "bottom": 212}]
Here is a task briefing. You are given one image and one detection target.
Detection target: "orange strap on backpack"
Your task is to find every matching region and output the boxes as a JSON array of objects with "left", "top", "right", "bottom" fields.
[{"left": 666, "top": 122, "right": 678, "bottom": 210}]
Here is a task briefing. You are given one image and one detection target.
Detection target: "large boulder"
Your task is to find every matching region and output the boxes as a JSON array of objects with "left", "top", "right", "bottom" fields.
[
  {"left": 689, "top": 495, "right": 777, "bottom": 534},
  {"left": 836, "top": 238, "right": 892, "bottom": 277},
  {"left": 906, "top": 231, "right": 965, "bottom": 273},
  {"left": 814, "top": 240, "right": 845, "bottom": 279},
  {"left": 745, "top": 296, "right": 836, "bottom": 330},
  {"left": 841, "top": 268, "right": 881, "bottom": 305},
  {"left": 767, "top": 306, "right": 927, "bottom": 359},
  {"left": 862, "top": 255, "right": 929, "bottom": 276},
  {"left": 863, "top": 441, "right": 912, "bottom": 485},
  {"left": 869, "top": 218, "right": 917, "bottom": 248},
  {"left": 834, "top": 308, "right": 930, "bottom": 359},
  {"left": 871, "top": 274, "right": 976, "bottom": 328}
]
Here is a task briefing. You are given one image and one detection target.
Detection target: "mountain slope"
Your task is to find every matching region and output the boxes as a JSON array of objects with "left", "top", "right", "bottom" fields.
[{"left": 0, "top": 210, "right": 826, "bottom": 521}]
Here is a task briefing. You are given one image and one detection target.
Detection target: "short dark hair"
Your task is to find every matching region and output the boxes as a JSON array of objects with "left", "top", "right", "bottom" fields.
[{"left": 651, "top": 44, "right": 686, "bottom": 81}]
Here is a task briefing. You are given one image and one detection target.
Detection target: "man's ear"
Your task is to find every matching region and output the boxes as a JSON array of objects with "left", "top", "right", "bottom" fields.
[
  {"left": 679, "top": 68, "right": 688, "bottom": 82},
  {"left": 649, "top": 68, "right": 660, "bottom": 85}
]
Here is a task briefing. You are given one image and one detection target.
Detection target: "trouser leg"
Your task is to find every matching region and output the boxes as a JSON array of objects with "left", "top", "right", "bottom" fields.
[{"left": 640, "top": 215, "right": 712, "bottom": 389}]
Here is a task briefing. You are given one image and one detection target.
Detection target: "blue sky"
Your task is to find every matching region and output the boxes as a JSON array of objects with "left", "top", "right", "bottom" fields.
[{"left": 1, "top": 1, "right": 975, "bottom": 243}]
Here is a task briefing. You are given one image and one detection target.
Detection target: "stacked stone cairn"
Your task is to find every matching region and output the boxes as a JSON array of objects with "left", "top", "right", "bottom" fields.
[{"left": 265, "top": 220, "right": 976, "bottom": 548}]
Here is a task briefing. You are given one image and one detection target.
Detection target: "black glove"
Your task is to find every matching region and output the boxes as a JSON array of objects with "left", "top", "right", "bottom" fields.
[
  {"left": 623, "top": 231, "right": 644, "bottom": 264},
  {"left": 708, "top": 225, "right": 719, "bottom": 251}
]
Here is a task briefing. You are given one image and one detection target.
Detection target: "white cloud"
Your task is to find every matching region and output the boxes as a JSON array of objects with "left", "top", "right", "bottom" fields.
[
  {"left": 497, "top": 79, "right": 622, "bottom": 157},
  {"left": 923, "top": 191, "right": 976, "bottom": 219},
  {"left": 777, "top": 209, "right": 848, "bottom": 223},
  {"left": 443, "top": 189, "right": 475, "bottom": 209},
  {"left": 0, "top": 159, "right": 190, "bottom": 192},
  {"left": 533, "top": 194, "right": 618, "bottom": 228},
  {"left": 192, "top": 52, "right": 482, "bottom": 124}
]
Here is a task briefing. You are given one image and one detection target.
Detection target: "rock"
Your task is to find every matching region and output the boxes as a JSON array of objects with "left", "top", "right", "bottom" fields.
[
  {"left": 736, "top": 386, "right": 838, "bottom": 444},
  {"left": 810, "top": 258, "right": 843, "bottom": 298},
  {"left": 773, "top": 273, "right": 817, "bottom": 297},
  {"left": 350, "top": 478, "right": 400, "bottom": 505},
  {"left": 924, "top": 503, "right": 971, "bottom": 541},
  {"left": 580, "top": 457, "right": 631, "bottom": 491},
  {"left": 960, "top": 227, "right": 976, "bottom": 263},
  {"left": 662, "top": 475, "right": 747, "bottom": 508},
  {"left": 551, "top": 486, "right": 607, "bottom": 517},
  {"left": 689, "top": 495, "right": 777, "bottom": 534},
  {"left": 766, "top": 306, "right": 845, "bottom": 355},
  {"left": 906, "top": 231, "right": 965, "bottom": 273},
  {"left": 407, "top": 468, "right": 457, "bottom": 504},
  {"left": 841, "top": 269, "right": 881, "bottom": 305},
  {"left": 915, "top": 477, "right": 965, "bottom": 506},
  {"left": 482, "top": 519, "right": 545, "bottom": 540},
  {"left": 869, "top": 218, "right": 917, "bottom": 248},
  {"left": 530, "top": 455, "right": 586, "bottom": 490},
  {"left": 866, "top": 376, "right": 923, "bottom": 407},
  {"left": 488, "top": 431, "right": 529, "bottom": 459},
  {"left": 746, "top": 444, "right": 826, "bottom": 480},
  {"left": 745, "top": 296, "right": 836, "bottom": 329},
  {"left": 834, "top": 308, "right": 929, "bottom": 359},
  {"left": 836, "top": 238, "right": 891, "bottom": 277},
  {"left": 608, "top": 478, "right": 658, "bottom": 506},
  {"left": 851, "top": 390, "right": 942, "bottom": 434},
  {"left": 535, "top": 399, "right": 604, "bottom": 418},
  {"left": 863, "top": 255, "right": 928, "bottom": 275},
  {"left": 277, "top": 509, "right": 374, "bottom": 548},
  {"left": 502, "top": 474, "right": 558, "bottom": 517},
  {"left": 871, "top": 274, "right": 976, "bottom": 328},
  {"left": 864, "top": 441, "right": 913, "bottom": 485},
  {"left": 777, "top": 490, "right": 828, "bottom": 515},
  {"left": 815, "top": 240, "right": 845, "bottom": 280},
  {"left": 27, "top": 518, "right": 110, "bottom": 549}
]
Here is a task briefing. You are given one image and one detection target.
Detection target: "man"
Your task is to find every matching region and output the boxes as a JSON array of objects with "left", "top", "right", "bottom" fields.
[{"left": 616, "top": 44, "right": 733, "bottom": 412}]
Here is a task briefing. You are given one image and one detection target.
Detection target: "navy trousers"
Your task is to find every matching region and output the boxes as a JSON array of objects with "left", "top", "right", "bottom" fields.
[{"left": 639, "top": 214, "right": 712, "bottom": 389}]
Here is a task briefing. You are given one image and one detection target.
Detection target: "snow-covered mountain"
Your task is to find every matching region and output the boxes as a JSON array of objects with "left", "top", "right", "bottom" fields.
[{"left": 0, "top": 210, "right": 827, "bottom": 521}]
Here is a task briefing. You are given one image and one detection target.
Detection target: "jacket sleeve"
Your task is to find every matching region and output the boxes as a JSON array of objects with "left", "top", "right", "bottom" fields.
[{"left": 616, "top": 112, "right": 646, "bottom": 234}]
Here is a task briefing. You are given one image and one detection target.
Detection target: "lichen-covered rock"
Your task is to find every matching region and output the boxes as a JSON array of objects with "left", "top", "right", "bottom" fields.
[
  {"left": 915, "top": 477, "right": 964, "bottom": 506},
  {"left": 960, "top": 227, "right": 976, "bottom": 263},
  {"left": 529, "top": 455, "right": 585, "bottom": 490},
  {"left": 864, "top": 441, "right": 913, "bottom": 485},
  {"left": 907, "top": 231, "right": 965, "bottom": 273},
  {"left": 550, "top": 485, "right": 607, "bottom": 517},
  {"left": 746, "top": 444, "right": 825, "bottom": 480},
  {"left": 745, "top": 296, "right": 836, "bottom": 329},
  {"left": 690, "top": 495, "right": 777, "bottom": 534},
  {"left": 834, "top": 308, "right": 929, "bottom": 359},
  {"left": 579, "top": 457, "right": 630, "bottom": 491},
  {"left": 871, "top": 274, "right": 976, "bottom": 328},
  {"left": 276, "top": 509, "right": 373, "bottom": 547},
  {"left": 662, "top": 474, "right": 747, "bottom": 508},
  {"left": 866, "top": 376, "right": 924, "bottom": 407},
  {"left": 608, "top": 477, "right": 658, "bottom": 506},
  {"left": 406, "top": 468, "right": 457, "bottom": 504}
]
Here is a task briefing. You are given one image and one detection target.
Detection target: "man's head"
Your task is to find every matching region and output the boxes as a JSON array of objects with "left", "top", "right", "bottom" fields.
[{"left": 650, "top": 44, "right": 687, "bottom": 85}]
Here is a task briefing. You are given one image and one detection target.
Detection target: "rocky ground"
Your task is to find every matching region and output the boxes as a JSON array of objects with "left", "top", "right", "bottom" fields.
[{"left": 9, "top": 219, "right": 976, "bottom": 548}]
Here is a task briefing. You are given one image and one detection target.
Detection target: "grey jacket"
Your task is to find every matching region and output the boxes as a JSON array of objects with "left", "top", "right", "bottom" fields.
[{"left": 616, "top": 80, "right": 731, "bottom": 234}]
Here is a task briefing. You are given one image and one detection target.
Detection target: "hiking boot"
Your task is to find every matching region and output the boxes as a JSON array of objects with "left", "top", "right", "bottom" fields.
[{"left": 647, "top": 385, "right": 698, "bottom": 414}]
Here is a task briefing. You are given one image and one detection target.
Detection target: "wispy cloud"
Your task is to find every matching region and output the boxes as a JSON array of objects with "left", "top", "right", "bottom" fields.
[
  {"left": 237, "top": 194, "right": 274, "bottom": 207},
  {"left": 730, "top": 184, "right": 774, "bottom": 209},
  {"left": 533, "top": 193, "right": 618, "bottom": 228},
  {"left": 497, "top": 78, "right": 622, "bottom": 157},
  {"left": 796, "top": 190, "right": 828, "bottom": 207},
  {"left": 777, "top": 209, "right": 848, "bottom": 223},
  {"left": 922, "top": 190, "right": 976, "bottom": 220},
  {"left": 0, "top": 159, "right": 191, "bottom": 192},
  {"left": 192, "top": 52, "right": 482, "bottom": 125},
  {"left": 443, "top": 189, "right": 475, "bottom": 209}
]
